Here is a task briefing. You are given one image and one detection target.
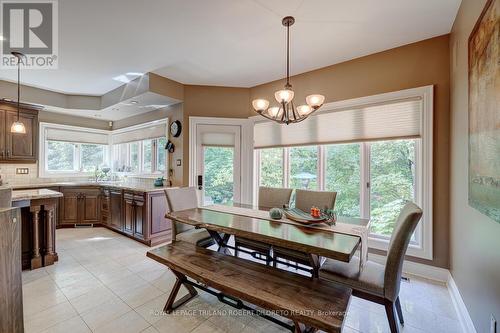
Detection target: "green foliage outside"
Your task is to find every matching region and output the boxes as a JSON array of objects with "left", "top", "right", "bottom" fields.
[
  {"left": 143, "top": 140, "right": 152, "bottom": 171},
  {"left": 81, "top": 144, "right": 105, "bottom": 171},
  {"left": 47, "top": 141, "right": 76, "bottom": 171},
  {"left": 157, "top": 137, "right": 167, "bottom": 172},
  {"left": 370, "top": 140, "right": 415, "bottom": 235},
  {"left": 203, "top": 146, "right": 234, "bottom": 205},
  {"left": 325, "top": 144, "right": 361, "bottom": 217},
  {"left": 289, "top": 146, "right": 318, "bottom": 190},
  {"left": 260, "top": 148, "right": 283, "bottom": 187}
]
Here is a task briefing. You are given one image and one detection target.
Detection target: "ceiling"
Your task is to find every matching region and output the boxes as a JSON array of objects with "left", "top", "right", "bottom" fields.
[{"left": 0, "top": 0, "right": 461, "bottom": 96}]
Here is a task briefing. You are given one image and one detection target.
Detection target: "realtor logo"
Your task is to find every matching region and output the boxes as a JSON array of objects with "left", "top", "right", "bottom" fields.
[{"left": 1, "top": 0, "right": 58, "bottom": 69}]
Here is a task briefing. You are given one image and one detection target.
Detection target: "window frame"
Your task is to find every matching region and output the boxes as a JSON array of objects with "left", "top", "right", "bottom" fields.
[
  {"left": 112, "top": 138, "right": 166, "bottom": 176},
  {"left": 253, "top": 85, "right": 433, "bottom": 260}
]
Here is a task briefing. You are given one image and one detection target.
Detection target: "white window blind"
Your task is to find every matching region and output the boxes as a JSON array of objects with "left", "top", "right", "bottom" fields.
[
  {"left": 45, "top": 127, "right": 109, "bottom": 145},
  {"left": 111, "top": 122, "right": 167, "bottom": 144},
  {"left": 254, "top": 98, "right": 422, "bottom": 148}
]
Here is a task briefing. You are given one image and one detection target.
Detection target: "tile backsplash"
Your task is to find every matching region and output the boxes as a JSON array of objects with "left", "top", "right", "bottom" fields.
[{"left": 0, "top": 163, "right": 89, "bottom": 186}]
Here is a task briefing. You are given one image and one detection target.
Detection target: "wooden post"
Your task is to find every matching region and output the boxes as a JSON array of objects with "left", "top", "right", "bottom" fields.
[
  {"left": 30, "top": 205, "right": 42, "bottom": 270},
  {"left": 43, "top": 204, "right": 57, "bottom": 266}
]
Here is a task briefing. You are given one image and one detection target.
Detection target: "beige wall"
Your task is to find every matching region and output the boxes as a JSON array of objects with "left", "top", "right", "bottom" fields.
[
  {"left": 449, "top": 0, "right": 500, "bottom": 331},
  {"left": 181, "top": 85, "right": 250, "bottom": 184},
  {"left": 39, "top": 111, "right": 111, "bottom": 130},
  {"left": 250, "top": 35, "right": 450, "bottom": 269}
]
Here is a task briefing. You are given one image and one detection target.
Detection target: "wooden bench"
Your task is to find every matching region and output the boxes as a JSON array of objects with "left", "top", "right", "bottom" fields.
[{"left": 147, "top": 241, "right": 352, "bottom": 333}]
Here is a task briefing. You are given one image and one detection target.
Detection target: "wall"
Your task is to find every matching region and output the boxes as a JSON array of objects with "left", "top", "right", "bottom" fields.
[
  {"left": 449, "top": 0, "right": 500, "bottom": 331},
  {"left": 250, "top": 35, "right": 451, "bottom": 269},
  {"left": 181, "top": 85, "right": 250, "bottom": 184},
  {"left": 39, "top": 111, "right": 110, "bottom": 130}
]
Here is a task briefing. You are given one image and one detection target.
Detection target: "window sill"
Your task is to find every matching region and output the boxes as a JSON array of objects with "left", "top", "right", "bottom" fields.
[{"left": 368, "top": 236, "right": 432, "bottom": 260}]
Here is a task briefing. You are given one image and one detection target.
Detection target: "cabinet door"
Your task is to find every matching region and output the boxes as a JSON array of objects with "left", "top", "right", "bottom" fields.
[
  {"left": 5, "top": 111, "right": 37, "bottom": 162},
  {"left": 0, "top": 111, "right": 5, "bottom": 159},
  {"left": 110, "top": 190, "right": 123, "bottom": 231},
  {"left": 133, "top": 197, "right": 145, "bottom": 240},
  {"left": 123, "top": 194, "right": 134, "bottom": 235},
  {"left": 100, "top": 188, "right": 110, "bottom": 225},
  {"left": 81, "top": 190, "right": 99, "bottom": 224},
  {"left": 60, "top": 190, "right": 79, "bottom": 225}
]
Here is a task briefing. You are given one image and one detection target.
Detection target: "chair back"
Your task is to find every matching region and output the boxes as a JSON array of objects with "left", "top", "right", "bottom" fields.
[
  {"left": 164, "top": 187, "right": 199, "bottom": 236},
  {"left": 0, "top": 187, "right": 12, "bottom": 208},
  {"left": 295, "top": 189, "right": 337, "bottom": 212},
  {"left": 384, "top": 202, "right": 423, "bottom": 301},
  {"left": 258, "top": 186, "right": 293, "bottom": 209}
]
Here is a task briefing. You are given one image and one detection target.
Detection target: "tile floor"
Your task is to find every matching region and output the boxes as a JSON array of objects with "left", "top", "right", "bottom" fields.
[{"left": 22, "top": 228, "right": 462, "bottom": 333}]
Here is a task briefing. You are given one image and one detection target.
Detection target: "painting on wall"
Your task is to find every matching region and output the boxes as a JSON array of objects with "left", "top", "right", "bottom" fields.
[{"left": 468, "top": 0, "right": 500, "bottom": 223}]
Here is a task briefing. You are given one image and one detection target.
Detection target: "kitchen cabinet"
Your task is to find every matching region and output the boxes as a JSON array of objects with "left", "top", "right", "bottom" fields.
[
  {"left": 123, "top": 191, "right": 146, "bottom": 240},
  {"left": 109, "top": 189, "right": 123, "bottom": 231},
  {"left": 100, "top": 187, "right": 110, "bottom": 225},
  {"left": 0, "top": 100, "right": 39, "bottom": 163},
  {"left": 60, "top": 187, "right": 100, "bottom": 226}
]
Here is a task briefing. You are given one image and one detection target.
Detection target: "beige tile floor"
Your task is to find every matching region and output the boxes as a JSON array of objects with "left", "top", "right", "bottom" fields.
[{"left": 22, "top": 228, "right": 462, "bottom": 333}]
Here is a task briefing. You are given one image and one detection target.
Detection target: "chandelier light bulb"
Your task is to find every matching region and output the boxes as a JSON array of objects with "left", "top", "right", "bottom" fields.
[
  {"left": 306, "top": 94, "right": 325, "bottom": 108},
  {"left": 267, "top": 106, "right": 280, "bottom": 118},
  {"left": 252, "top": 99, "right": 270, "bottom": 112},
  {"left": 297, "top": 105, "right": 312, "bottom": 116},
  {"left": 274, "top": 89, "right": 294, "bottom": 104}
]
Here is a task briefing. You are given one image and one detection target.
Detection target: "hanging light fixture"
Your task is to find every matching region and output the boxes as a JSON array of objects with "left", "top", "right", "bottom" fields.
[
  {"left": 252, "top": 16, "right": 325, "bottom": 125},
  {"left": 11, "top": 52, "right": 26, "bottom": 134}
]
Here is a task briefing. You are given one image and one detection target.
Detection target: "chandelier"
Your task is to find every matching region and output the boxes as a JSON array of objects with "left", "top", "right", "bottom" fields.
[{"left": 252, "top": 16, "right": 325, "bottom": 125}]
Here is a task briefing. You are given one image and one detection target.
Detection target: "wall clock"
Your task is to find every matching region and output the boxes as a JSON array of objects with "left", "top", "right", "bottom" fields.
[{"left": 170, "top": 120, "right": 182, "bottom": 137}]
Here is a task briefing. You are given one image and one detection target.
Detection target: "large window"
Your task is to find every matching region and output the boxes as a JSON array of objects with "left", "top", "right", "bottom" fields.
[
  {"left": 112, "top": 138, "right": 166, "bottom": 175},
  {"left": 46, "top": 140, "right": 107, "bottom": 173},
  {"left": 255, "top": 139, "right": 418, "bottom": 238}
]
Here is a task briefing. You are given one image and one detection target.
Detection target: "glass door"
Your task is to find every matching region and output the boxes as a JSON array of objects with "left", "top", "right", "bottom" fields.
[{"left": 196, "top": 124, "right": 241, "bottom": 205}]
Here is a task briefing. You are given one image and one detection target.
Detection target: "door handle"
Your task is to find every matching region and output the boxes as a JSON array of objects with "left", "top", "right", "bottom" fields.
[{"left": 197, "top": 175, "right": 203, "bottom": 190}]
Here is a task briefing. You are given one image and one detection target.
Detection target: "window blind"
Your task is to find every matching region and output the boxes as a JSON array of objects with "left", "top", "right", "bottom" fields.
[
  {"left": 45, "top": 127, "right": 109, "bottom": 145},
  {"left": 111, "top": 122, "right": 167, "bottom": 144},
  {"left": 254, "top": 98, "right": 422, "bottom": 148}
]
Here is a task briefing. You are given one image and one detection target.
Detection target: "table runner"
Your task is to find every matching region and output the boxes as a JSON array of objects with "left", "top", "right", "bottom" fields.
[{"left": 203, "top": 204, "right": 370, "bottom": 267}]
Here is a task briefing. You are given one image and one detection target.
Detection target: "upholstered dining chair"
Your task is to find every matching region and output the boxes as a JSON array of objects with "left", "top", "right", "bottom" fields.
[
  {"left": 164, "top": 187, "right": 214, "bottom": 248},
  {"left": 234, "top": 186, "right": 293, "bottom": 264},
  {"left": 319, "top": 202, "right": 423, "bottom": 333},
  {"left": 272, "top": 189, "right": 337, "bottom": 277}
]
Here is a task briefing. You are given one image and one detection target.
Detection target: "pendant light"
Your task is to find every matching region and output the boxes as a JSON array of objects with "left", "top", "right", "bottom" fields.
[
  {"left": 252, "top": 16, "right": 325, "bottom": 125},
  {"left": 11, "top": 52, "right": 26, "bottom": 134}
]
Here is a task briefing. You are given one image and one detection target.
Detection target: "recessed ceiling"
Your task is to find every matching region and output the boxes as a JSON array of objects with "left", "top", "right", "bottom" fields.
[
  {"left": 44, "top": 92, "right": 179, "bottom": 121},
  {"left": 0, "top": 0, "right": 461, "bottom": 95}
]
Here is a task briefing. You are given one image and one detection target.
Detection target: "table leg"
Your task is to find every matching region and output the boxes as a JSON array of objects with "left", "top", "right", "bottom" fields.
[
  {"left": 207, "top": 230, "right": 232, "bottom": 255},
  {"left": 30, "top": 205, "right": 42, "bottom": 270},
  {"left": 43, "top": 204, "right": 58, "bottom": 266},
  {"left": 163, "top": 271, "right": 198, "bottom": 313}
]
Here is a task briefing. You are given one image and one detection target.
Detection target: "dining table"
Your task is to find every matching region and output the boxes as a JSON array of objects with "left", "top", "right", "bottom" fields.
[{"left": 166, "top": 203, "right": 371, "bottom": 272}]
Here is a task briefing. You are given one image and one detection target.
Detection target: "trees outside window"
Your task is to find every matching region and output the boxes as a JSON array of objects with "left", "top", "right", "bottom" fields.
[
  {"left": 259, "top": 148, "right": 283, "bottom": 187},
  {"left": 142, "top": 140, "right": 153, "bottom": 172},
  {"left": 325, "top": 144, "right": 361, "bottom": 217},
  {"left": 289, "top": 146, "right": 318, "bottom": 190},
  {"left": 156, "top": 137, "right": 167, "bottom": 172},
  {"left": 81, "top": 144, "right": 106, "bottom": 172},
  {"left": 203, "top": 146, "right": 234, "bottom": 205},
  {"left": 47, "top": 141, "right": 76, "bottom": 171}
]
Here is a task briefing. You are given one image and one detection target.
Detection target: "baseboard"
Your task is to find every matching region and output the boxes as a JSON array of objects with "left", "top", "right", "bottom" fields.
[
  {"left": 369, "top": 253, "right": 449, "bottom": 283},
  {"left": 448, "top": 273, "right": 477, "bottom": 333}
]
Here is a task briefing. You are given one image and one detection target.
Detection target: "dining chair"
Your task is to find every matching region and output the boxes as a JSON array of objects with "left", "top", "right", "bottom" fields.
[
  {"left": 318, "top": 202, "right": 423, "bottom": 333},
  {"left": 164, "top": 187, "right": 214, "bottom": 248},
  {"left": 272, "top": 189, "right": 337, "bottom": 277},
  {"left": 234, "top": 186, "right": 293, "bottom": 265}
]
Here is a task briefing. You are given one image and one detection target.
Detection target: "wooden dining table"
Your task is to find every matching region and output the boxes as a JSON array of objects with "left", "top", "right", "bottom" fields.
[{"left": 166, "top": 203, "right": 369, "bottom": 266}]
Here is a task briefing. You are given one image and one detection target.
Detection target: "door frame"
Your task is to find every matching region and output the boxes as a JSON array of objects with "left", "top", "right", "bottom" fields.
[{"left": 189, "top": 117, "right": 254, "bottom": 205}]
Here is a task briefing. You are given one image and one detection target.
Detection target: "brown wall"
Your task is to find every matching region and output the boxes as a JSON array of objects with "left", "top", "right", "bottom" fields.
[
  {"left": 182, "top": 85, "right": 250, "bottom": 184},
  {"left": 449, "top": 0, "right": 500, "bottom": 331},
  {"left": 250, "top": 35, "right": 450, "bottom": 268}
]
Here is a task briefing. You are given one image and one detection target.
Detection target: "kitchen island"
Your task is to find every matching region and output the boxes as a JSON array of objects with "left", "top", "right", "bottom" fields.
[{"left": 12, "top": 188, "right": 63, "bottom": 270}]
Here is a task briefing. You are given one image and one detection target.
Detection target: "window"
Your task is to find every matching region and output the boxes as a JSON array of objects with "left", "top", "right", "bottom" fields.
[
  {"left": 256, "top": 139, "right": 420, "bottom": 240},
  {"left": 47, "top": 141, "right": 77, "bottom": 171},
  {"left": 289, "top": 146, "right": 318, "bottom": 190},
  {"left": 369, "top": 139, "right": 416, "bottom": 237},
  {"left": 111, "top": 137, "right": 167, "bottom": 175},
  {"left": 46, "top": 140, "right": 107, "bottom": 173},
  {"left": 325, "top": 143, "right": 361, "bottom": 217},
  {"left": 259, "top": 148, "right": 284, "bottom": 187},
  {"left": 203, "top": 146, "right": 234, "bottom": 205}
]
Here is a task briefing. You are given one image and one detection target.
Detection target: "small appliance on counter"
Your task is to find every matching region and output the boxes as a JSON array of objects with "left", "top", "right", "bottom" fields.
[{"left": 154, "top": 177, "right": 165, "bottom": 187}]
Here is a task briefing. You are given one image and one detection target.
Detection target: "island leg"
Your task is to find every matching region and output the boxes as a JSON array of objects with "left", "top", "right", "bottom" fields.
[
  {"left": 43, "top": 204, "right": 57, "bottom": 266},
  {"left": 30, "top": 205, "right": 42, "bottom": 270}
]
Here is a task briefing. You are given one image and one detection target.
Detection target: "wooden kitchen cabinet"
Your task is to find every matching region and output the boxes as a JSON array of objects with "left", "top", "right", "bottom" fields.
[
  {"left": 0, "top": 100, "right": 40, "bottom": 163},
  {"left": 100, "top": 188, "right": 110, "bottom": 225},
  {"left": 109, "top": 189, "right": 123, "bottom": 231},
  {"left": 123, "top": 191, "right": 146, "bottom": 240},
  {"left": 60, "top": 187, "right": 100, "bottom": 226}
]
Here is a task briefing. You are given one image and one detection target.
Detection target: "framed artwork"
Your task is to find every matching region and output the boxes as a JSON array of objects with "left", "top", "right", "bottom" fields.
[{"left": 468, "top": 0, "right": 499, "bottom": 222}]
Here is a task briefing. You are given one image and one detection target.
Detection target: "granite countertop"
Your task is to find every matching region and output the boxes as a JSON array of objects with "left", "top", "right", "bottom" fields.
[
  {"left": 8, "top": 181, "right": 170, "bottom": 193},
  {"left": 12, "top": 189, "right": 63, "bottom": 201}
]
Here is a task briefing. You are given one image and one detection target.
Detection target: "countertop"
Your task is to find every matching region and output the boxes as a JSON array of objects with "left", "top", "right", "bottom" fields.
[
  {"left": 8, "top": 181, "right": 170, "bottom": 193},
  {"left": 12, "top": 189, "right": 63, "bottom": 201}
]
